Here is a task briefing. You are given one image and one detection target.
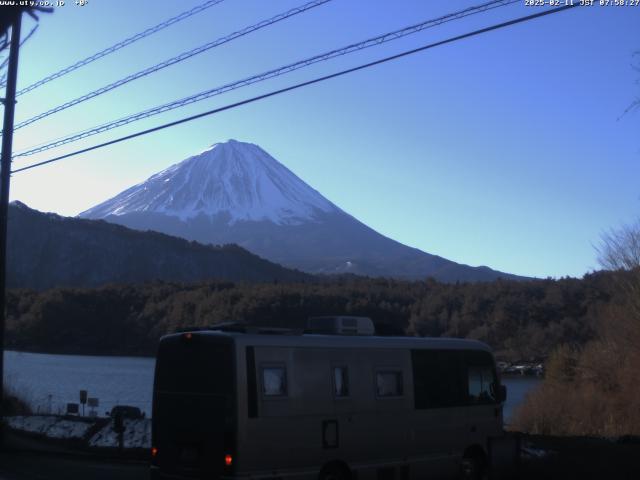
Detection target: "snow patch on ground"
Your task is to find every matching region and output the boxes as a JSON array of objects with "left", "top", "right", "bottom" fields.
[
  {"left": 6, "top": 415, "right": 92, "bottom": 439},
  {"left": 521, "top": 445, "right": 551, "bottom": 458},
  {"left": 6, "top": 415, "right": 151, "bottom": 449}
]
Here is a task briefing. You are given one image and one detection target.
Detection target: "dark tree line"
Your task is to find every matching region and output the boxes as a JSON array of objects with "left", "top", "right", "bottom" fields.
[{"left": 4, "top": 270, "right": 630, "bottom": 360}]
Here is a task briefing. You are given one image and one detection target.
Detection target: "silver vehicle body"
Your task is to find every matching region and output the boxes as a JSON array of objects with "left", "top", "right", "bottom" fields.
[{"left": 151, "top": 324, "right": 509, "bottom": 480}]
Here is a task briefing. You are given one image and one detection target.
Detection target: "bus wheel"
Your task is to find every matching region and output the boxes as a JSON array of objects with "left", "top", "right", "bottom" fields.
[
  {"left": 461, "top": 452, "right": 487, "bottom": 480},
  {"left": 319, "top": 462, "right": 351, "bottom": 480}
]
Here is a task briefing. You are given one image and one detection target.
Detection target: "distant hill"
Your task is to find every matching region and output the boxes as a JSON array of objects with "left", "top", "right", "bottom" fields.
[
  {"left": 7, "top": 202, "right": 311, "bottom": 289},
  {"left": 81, "top": 139, "right": 525, "bottom": 282}
]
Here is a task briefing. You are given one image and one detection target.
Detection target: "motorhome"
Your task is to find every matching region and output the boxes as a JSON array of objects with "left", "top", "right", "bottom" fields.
[{"left": 150, "top": 317, "right": 515, "bottom": 480}]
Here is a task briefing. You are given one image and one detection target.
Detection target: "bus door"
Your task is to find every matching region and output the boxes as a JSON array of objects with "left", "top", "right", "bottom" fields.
[
  {"left": 330, "top": 349, "right": 410, "bottom": 473},
  {"left": 410, "top": 349, "right": 467, "bottom": 477},
  {"left": 463, "top": 351, "right": 503, "bottom": 443}
]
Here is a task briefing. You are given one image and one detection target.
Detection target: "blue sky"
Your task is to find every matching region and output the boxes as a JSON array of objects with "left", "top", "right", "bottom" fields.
[{"left": 4, "top": 0, "right": 639, "bottom": 279}]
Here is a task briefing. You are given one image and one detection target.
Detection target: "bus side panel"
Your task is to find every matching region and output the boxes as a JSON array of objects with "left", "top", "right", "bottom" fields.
[
  {"left": 239, "top": 346, "right": 418, "bottom": 478},
  {"left": 240, "top": 346, "right": 336, "bottom": 474},
  {"left": 330, "top": 348, "right": 411, "bottom": 469},
  {"left": 234, "top": 341, "right": 504, "bottom": 480},
  {"left": 407, "top": 407, "right": 467, "bottom": 480}
]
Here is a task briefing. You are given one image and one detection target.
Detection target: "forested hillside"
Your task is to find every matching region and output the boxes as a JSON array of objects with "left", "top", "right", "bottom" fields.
[
  {"left": 7, "top": 202, "right": 311, "bottom": 289},
  {"left": 5, "top": 270, "right": 628, "bottom": 358}
]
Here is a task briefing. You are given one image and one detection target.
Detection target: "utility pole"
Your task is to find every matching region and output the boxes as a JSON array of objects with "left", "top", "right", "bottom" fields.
[{"left": 0, "top": 11, "right": 22, "bottom": 446}]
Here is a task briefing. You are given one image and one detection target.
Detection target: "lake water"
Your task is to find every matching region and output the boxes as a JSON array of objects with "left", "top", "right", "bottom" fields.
[
  {"left": 4, "top": 350, "right": 155, "bottom": 417},
  {"left": 500, "top": 375, "right": 541, "bottom": 423},
  {"left": 4, "top": 351, "right": 541, "bottom": 421}
]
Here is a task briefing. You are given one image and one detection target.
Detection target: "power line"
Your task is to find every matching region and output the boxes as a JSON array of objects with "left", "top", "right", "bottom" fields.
[
  {"left": 7, "top": 0, "right": 227, "bottom": 95},
  {"left": 12, "top": 0, "right": 333, "bottom": 131},
  {"left": 12, "top": 3, "right": 579, "bottom": 175},
  {"left": 14, "top": 0, "right": 519, "bottom": 158}
]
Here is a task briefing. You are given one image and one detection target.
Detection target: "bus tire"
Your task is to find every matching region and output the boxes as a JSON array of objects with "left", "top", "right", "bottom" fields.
[
  {"left": 461, "top": 451, "right": 487, "bottom": 480},
  {"left": 319, "top": 462, "right": 351, "bottom": 480}
]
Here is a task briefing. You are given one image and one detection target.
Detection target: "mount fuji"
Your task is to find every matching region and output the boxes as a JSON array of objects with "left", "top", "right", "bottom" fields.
[{"left": 80, "top": 140, "right": 519, "bottom": 282}]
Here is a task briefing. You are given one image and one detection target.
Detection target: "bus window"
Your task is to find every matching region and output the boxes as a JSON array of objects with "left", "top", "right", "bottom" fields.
[
  {"left": 155, "top": 341, "right": 232, "bottom": 395},
  {"left": 468, "top": 366, "right": 496, "bottom": 404},
  {"left": 465, "top": 351, "right": 497, "bottom": 404},
  {"left": 333, "top": 366, "right": 349, "bottom": 397},
  {"left": 411, "top": 350, "right": 465, "bottom": 409},
  {"left": 262, "top": 366, "right": 287, "bottom": 396},
  {"left": 376, "top": 371, "right": 403, "bottom": 397}
]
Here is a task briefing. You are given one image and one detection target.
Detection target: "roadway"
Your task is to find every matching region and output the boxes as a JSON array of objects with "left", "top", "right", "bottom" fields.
[{"left": 0, "top": 450, "right": 148, "bottom": 480}]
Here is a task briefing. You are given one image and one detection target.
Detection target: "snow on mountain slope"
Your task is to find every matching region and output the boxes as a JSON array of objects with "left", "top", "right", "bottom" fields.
[{"left": 80, "top": 139, "right": 338, "bottom": 225}]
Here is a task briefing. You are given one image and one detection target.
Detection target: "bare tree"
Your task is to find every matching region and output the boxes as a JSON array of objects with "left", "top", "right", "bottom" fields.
[
  {"left": 597, "top": 217, "right": 640, "bottom": 271},
  {"left": 594, "top": 217, "right": 640, "bottom": 367},
  {"left": 621, "top": 51, "right": 640, "bottom": 118}
]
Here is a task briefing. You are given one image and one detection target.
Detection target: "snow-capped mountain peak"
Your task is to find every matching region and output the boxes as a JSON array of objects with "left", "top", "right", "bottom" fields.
[
  {"left": 80, "top": 139, "right": 338, "bottom": 225},
  {"left": 79, "top": 139, "right": 522, "bottom": 282}
]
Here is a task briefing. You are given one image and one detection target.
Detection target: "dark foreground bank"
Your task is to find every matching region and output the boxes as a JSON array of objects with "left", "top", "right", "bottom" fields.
[
  {"left": 519, "top": 434, "right": 640, "bottom": 480},
  {"left": 2, "top": 431, "right": 640, "bottom": 480}
]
